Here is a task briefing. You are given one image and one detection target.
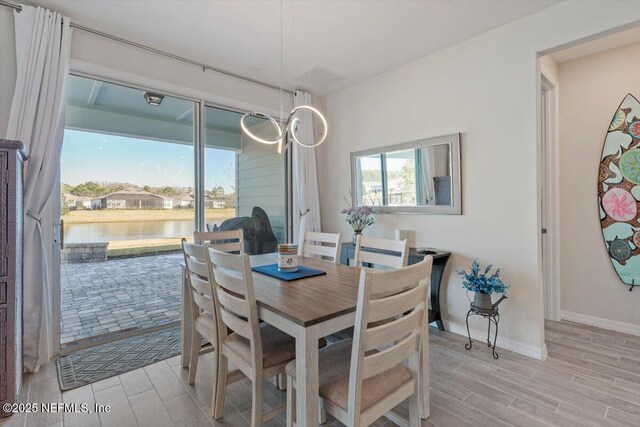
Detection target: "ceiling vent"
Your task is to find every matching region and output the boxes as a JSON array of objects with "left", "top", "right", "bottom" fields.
[{"left": 292, "top": 65, "right": 345, "bottom": 93}]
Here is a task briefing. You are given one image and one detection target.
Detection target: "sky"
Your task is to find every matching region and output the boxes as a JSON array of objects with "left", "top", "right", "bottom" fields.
[{"left": 61, "top": 129, "right": 236, "bottom": 192}]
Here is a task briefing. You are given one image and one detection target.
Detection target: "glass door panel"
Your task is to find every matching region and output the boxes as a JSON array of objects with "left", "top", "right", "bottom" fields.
[
  {"left": 60, "top": 74, "right": 195, "bottom": 348},
  {"left": 204, "top": 105, "right": 287, "bottom": 252}
]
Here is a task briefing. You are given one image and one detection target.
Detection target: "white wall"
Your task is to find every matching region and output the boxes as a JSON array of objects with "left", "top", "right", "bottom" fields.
[
  {"left": 70, "top": 30, "right": 292, "bottom": 117},
  {"left": 557, "top": 42, "right": 640, "bottom": 333},
  {"left": 318, "top": 1, "right": 640, "bottom": 359},
  {"left": 0, "top": 6, "right": 16, "bottom": 137}
]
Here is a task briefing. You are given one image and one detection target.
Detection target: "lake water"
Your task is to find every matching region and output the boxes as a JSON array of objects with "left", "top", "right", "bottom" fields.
[{"left": 64, "top": 219, "right": 227, "bottom": 243}]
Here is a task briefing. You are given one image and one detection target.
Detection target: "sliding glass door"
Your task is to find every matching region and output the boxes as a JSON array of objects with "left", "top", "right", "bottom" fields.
[{"left": 56, "top": 74, "right": 290, "bottom": 352}]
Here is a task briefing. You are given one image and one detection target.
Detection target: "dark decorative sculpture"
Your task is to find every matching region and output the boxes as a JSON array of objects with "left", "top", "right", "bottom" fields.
[{"left": 209, "top": 206, "right": 278, "bottom": 255}]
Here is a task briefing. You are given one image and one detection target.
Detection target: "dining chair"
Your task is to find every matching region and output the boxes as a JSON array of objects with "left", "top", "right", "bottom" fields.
[
  {"left": 354, "top": 234, "right": 408, "bottom": 269},
  {"left": 181, "top": 239, "right": 218, "bottom": 389},
  {"left": 194, "top": 229, "right": 244, "bottom": 253},
  {"left": 301, "top": 231, "right": 342, "bottom": 263},
  {"left": 207, "top": 247, "right": 297, "bottom": 425},
  {"left": 285, "top": 256, "right": 433, "bottom": 427}
]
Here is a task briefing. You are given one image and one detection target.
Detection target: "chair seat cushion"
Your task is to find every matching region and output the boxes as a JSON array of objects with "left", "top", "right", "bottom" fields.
[
  {"left": 224, "top": 323, "right": 300, "bottom": 368},
  {"left": 286, "top": 339, "right": 412, "bottom": 411}
]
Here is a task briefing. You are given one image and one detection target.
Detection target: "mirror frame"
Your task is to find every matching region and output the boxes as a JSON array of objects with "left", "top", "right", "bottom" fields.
[{"left": 350, "top": 133, "right": 461, "bottom": 214}]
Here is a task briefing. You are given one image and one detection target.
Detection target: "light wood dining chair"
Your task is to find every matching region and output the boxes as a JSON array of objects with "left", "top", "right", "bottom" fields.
[
  {"left": 354, "top": 234, "right": 408, "bottom": 269},
  {"left": 285, "top": 256, "right": 433, "bottom": 427},
  {"left": 207, "top": 247, "right": 297, "bottom": 426},
  {"left": 301, "top": 231, "right": 342, "bottom": 263},
  {"left": 194, "top": 229, "right": 244, "bottom": 253},
  {"left": 181, "top": 239, "right": 218, "bottom": 389}
]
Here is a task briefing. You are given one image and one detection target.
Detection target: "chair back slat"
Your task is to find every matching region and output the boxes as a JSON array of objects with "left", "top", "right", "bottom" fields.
[
  {"left": 211, "top": 242, "right": 243, "bottom": 253},
  {"left": 304, "top": 244, "right": 337, "bottom": 258},
  {"left": 301, "top": 231, "right": 341, "bottom": 263},
  {"left": 189, "top": 273, "right": 214, "bottom": 297},
  {"left": 208, "top": 247, "right": 263, "bottom": 367},
  {"left": 220, "top": 307, "right": 252, "bottom": 339},
  {"left": 369, "top": 260, "right": 431, "bottom": 297},
  {"left": 194, "top": 229, "right": 244, "bottom": 253},
  {"left": 367, "top": 285, "right": 426, "bottom": 324},
  {"left": 185, "top": 255, "right": 210, "bottom": 279},
  {"left": 217, "top": 288, "right": 249, "bottom": 318},
  {"left": 213, "top": 268, "right": 247, "bottom": 295},
  {"left": 192, "top": 290, "right": 215, "bottom": 313},
  {"left": 362, "top": 332, "right": 419, "bottom": 380},
  {"left": 354, "top": 235, "right": 408, "bottom": 269},
  {"left": 364, "top": 307, "right": 422, "bottom": 351}
]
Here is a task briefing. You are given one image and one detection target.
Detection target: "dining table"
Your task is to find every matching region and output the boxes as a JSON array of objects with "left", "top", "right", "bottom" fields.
[{"left": 180, "top": 253, "right": 430, "bottom": 426}]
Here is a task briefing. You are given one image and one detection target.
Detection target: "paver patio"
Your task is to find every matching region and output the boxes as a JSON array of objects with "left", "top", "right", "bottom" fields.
[{"left": 60, "top": 253, "right": 183, "bottom": 346}]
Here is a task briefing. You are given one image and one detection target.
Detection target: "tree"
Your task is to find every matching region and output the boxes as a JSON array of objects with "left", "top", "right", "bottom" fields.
[
  {"left": 210, "top": 186, "right": 225, "bottom": 197},
  {"left": 71, "top": 181, "right": 107, "bottom": 197}
]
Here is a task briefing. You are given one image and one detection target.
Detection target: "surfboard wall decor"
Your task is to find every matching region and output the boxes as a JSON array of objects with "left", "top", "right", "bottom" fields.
[{"left": 600, "top": 93, "right": 640, "bottom": 289}]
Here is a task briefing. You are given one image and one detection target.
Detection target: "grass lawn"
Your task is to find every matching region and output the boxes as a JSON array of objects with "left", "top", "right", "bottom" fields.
[{"left": 62, "top": 208, "right": 236, "bottom": 224}]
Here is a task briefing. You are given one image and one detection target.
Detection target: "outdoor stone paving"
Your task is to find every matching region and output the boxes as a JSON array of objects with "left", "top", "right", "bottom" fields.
[{"left": 60, "top": 253, "right": 183, "bottom": 346}]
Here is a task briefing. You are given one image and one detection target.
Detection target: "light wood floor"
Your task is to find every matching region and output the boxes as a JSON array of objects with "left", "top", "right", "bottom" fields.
[{"left": 2, "top": 320, "right": 639, "bottom": 427}]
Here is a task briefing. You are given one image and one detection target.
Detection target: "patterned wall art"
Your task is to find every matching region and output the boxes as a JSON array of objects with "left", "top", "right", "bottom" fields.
[{"left": 600, "top": 93, "right": 640, "bottom": 289}]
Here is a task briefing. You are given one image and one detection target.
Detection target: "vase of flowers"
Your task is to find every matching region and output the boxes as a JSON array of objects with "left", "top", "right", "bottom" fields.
[
  {"left": 342, "top": 205, "right": 375, "bottom": 244},
  {"left": 457, "top": 259, "right": 509, "bottom": 310}
]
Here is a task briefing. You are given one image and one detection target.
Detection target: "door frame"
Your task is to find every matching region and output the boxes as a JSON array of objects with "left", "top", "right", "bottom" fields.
[{"left": 540, "top": 74, "right": 561, "bottom": 321}]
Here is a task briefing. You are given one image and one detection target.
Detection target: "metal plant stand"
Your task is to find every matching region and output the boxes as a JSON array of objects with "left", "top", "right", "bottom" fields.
[{"left": 465, "top": 296, "right": 506, "bottom": 359}]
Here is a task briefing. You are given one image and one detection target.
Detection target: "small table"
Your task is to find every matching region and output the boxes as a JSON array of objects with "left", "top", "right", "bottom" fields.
[
  {"left": 340, "top": 242, "right": 451, "bottom": 331},
  {"left": 465, "top": 304, "right": 501, "bottom": 359}
]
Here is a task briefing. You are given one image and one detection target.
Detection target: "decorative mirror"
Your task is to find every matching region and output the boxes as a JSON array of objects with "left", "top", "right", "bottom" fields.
[{"left": 350, "top": 133, "right": 461, "bottom": 214}]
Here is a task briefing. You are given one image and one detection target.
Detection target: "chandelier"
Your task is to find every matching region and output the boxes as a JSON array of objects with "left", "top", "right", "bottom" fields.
[
  {"left": 240, "top": 106, "right": 327, "bottom": 154},
  {"left": 240, "top": 1, "right": 328, "bottom": 153}
]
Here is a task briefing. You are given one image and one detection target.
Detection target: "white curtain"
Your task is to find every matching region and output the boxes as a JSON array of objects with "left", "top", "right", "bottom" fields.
[
  {"left": 419, "top": 146, "right": 436, "bottom": 205},
  {"left": 7, "top": 6, "right": 71, "bottom": 372},
  {"left": 292, "top": 90, "right": 321, "bottom": 248}
]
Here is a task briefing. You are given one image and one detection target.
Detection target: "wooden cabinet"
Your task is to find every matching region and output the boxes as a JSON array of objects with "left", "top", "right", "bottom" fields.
[{"left": 0, "top": 140, "right": 25, "bottom": 417}]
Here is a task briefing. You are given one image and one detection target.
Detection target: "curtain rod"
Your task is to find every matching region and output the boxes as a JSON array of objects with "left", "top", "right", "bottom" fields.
[{"left": 0, "top": 0, "right": 294, "bottom": 95}]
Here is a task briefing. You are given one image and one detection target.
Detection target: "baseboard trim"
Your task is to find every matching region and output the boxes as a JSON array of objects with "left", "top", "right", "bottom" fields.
[
  {"left": 444, "top": 323, "right": 548, "bottom": 360},
  {"left": 560, "top": 310, "right": 640, "bottom": 337}
]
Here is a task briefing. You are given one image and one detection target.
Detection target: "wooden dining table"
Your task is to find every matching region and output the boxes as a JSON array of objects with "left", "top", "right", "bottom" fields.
[{"left": 180, "top": 253, "right": 430, "bottom": 426}]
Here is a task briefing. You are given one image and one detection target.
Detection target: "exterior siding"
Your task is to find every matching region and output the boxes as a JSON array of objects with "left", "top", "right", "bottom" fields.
[{"left": 237, "top": 140, "right": 286, "bottom": 243}]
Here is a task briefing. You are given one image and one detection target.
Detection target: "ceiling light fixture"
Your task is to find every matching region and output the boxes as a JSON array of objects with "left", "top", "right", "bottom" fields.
[
  {"left": 144, "top": 91, "right": 164, "bottom": 106},
  {"left": 240, "top": 1, "right": 328, "bottom": 154}
]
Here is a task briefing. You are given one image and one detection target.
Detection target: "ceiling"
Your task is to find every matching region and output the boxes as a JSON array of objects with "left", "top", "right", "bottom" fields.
[
  {"left": 550, "top": 25, "right": 640, "bottom": 63},
  {"left": 29, "top": 0, "right": 561, "bottom": 95}
]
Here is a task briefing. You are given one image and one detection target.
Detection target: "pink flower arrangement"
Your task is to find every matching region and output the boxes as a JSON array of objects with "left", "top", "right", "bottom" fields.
[{"left": 341, "top": 205, "right": 374, "bottom": 232}]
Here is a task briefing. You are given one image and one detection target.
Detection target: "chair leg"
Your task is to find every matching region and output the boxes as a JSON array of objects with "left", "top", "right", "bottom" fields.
[
  {"left": 286, "top": 376, "right": 295, "bottom": 427},
  {"left": 319, "top": 398, "right": 326, "bottom": 424},
  {"left": 277, "top": 373, "right": 287, "bottom": 391},
  {"left": 188, "top": 329, "right": 201, "bottom": 384},
  {"left": 250, "top": 377, "right": 264, "bottom": 427},
  {"left": 213, "top": 354, "right": 228, "bottom": 419},
  {"left": 408, "top": 392, "right": 420, "bottom": 427}
]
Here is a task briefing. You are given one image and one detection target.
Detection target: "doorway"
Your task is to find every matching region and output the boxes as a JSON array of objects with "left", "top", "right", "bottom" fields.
[
  {"left": 540, "top": 74, "right": 560, "bottom": 321},
  {"left": 58, "top": 74, "right": 200, "bottom": 350}
]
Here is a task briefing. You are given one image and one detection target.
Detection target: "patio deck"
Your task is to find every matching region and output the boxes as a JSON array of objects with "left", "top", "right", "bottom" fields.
[{"left": 60, "top": 253, "right": 183, "bottom": 346}]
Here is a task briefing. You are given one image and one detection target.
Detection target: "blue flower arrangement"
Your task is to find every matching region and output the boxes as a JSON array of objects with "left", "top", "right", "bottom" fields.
[{"left": 457, "top": 259, "right": 509, "bottom": 295}]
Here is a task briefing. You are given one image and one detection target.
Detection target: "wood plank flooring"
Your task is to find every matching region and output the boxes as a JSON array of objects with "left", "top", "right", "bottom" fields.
[{"left": 2, "top": 320, "right": 639, "bottom": 426}]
